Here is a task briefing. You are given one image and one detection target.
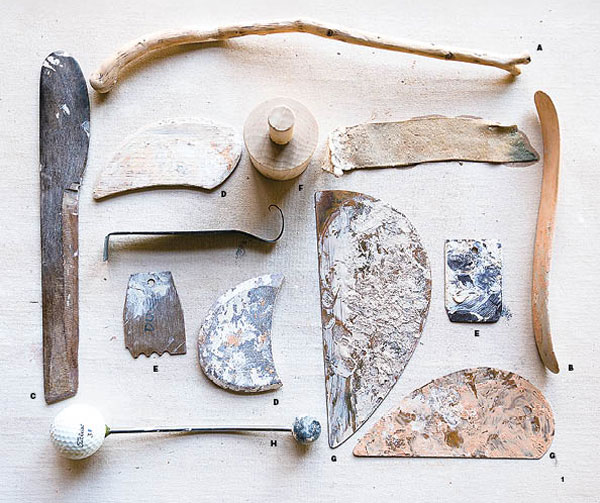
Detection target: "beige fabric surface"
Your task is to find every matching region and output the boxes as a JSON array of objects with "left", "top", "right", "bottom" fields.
[{"left": 1, "top": 0, "right": 598, "bottom": 501}]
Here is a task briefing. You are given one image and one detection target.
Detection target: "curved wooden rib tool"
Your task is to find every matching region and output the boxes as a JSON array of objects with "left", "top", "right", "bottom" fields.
[
  {"left": 354, "top": 367, "right": 554, "bottom": 458},
  {"left": 40, "top": 52, "right": 90, "bottom": 404},
  {"left": 93, "top": 118, "right": 242, "bottom": 200},
  {"left": 124, "top": 272, "right": 186, "bottom": 358},
  {"left": 315, "top": 191, "right": 431, "bottom": 448},
  {"left": 532, "top": 91, "right": 560, "bottom": 373},
  {"left": 103, "top": 204, "right": 284, "bottom": 261},
  {"left": 198, "top": 274, "right": 284, "bottom": 393},
  {"left": 90, "top": 19, "right": 530, "bottom": 93}
]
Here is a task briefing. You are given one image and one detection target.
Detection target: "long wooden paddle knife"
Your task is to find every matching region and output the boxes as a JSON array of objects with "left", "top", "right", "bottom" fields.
[{"left": 40, "top": 52, "right": 90, "bottom": 403}]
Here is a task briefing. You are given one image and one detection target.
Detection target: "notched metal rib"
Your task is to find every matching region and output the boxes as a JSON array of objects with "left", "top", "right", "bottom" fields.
[
  {"left": 198, "top": 274, "right": 284, "bottom": 393},
  {"left": 323, "top": 116, "right": 539, "bottom": 176},
  {"left": 40, "top": 51, "right": 90, "bottom": 404},
  {"left": 354, "top": 367, "right": 554, "bottom": 458},
  {"left": 315, "top": 191, "right": 431, "bottom": 448},
  {"left": 123, "top": 272, "right": 186, "bottom": 358}
]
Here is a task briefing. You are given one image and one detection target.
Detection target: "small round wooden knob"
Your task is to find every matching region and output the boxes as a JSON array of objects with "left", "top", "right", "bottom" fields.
[
  {"left": 244, "top": 97, "right": 318, "bottom": 181},
  {"left": 268, "top": 106, "right": 295, "bottom": 145}
]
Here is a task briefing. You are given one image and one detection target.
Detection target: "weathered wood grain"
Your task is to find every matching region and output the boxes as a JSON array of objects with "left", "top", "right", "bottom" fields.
[
  {"left": 3, "top": 2, "right": 599, "bottom": 502},
  {"left": 93, "top": 118, "right": 242, "bottom": 199},
  {"left": 39, "top": 51, "right": 90, "bottom": 404},
  {"left": 532, "top": 91, "right": 561, "bottom": 373},
  {"left": 89, "top": 19, "right": 531, "bottom": 93}
]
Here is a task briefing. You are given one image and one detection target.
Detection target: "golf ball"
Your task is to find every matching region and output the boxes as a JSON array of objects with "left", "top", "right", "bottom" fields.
[{"left": 50, "top": 404, "right": 106, "bottom": 459}]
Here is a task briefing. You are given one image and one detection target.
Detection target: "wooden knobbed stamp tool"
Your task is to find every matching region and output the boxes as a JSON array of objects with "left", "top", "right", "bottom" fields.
[{"left": 244, "top": 97, "right": 318, "bottom": 181}]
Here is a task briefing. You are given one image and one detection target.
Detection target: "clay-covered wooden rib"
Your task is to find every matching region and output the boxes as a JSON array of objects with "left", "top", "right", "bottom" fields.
[
  {"left": 354, "top": 367, "right": 554, "bottom": 458},
  {"left": 93, "top": 118, "right": 242, "bottom": 200},
  {"left": 445, "top": 239, "right": 502, "bottom": 323},
  {"left": 123, "top": 272, "right": 186, "bottom": 358},
  {"left": 198, "top": 274, "right": 284, "bottom": 393},
  {"left": 315, "top": 191, "right": 431, "bottom": 448},
  {"left": 323, "top": 116, "right": 539, "bottom": 176}
]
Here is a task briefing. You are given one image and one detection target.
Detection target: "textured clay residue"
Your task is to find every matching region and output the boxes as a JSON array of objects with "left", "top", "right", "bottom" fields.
[
  {"left": 315, "top": 190, "right": 431, "bottom": 448},
  {"left": 323, "top": 117, "right": 539, "bottom": 176},
  {"left": 93, "top": 118, "right": 242, "bottom": 199},
  {"left": 354, "top": 367, "right": 554, "bottom": 458},
  {"left": 198, "top": 273, "right": 284, "bottom": 393},
  {"left": 445, "top": 239, "right": 502, "bottom": 323}
]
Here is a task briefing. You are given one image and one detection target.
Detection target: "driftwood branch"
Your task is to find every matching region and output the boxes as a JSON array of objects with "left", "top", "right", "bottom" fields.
[{"left": 90, "top": 19, "right": 531, "bottom": 93}]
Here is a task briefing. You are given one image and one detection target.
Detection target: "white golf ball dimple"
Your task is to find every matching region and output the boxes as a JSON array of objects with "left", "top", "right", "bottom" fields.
[{"left": 50, "top": 404, "right": 106, "bottom": 459}]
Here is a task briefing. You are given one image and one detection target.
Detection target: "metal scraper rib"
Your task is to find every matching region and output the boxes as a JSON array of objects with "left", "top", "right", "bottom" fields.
[
  {"left": 123, "top": 272, "right": 186, "bottom": 358},
  {"left": 314, "top": 190, "right": 431, "bottom": 448}
]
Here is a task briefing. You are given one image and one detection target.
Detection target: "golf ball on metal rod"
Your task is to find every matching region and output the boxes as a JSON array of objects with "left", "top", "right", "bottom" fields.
[{"left": 50, "top": 404, "right": 320, "bottom": 459}]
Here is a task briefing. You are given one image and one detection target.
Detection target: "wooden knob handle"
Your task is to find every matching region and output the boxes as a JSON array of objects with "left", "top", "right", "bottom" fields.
[
  {"left": 244, "top": 97, "right": 318, "bottom": 181},
  {"left": 268, "top": 106, "right": 295, "bottom": 145}
]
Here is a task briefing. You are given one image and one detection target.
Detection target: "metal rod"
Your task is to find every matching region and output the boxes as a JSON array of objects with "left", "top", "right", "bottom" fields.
[
  {"left": 107, "top": 426, "right": 291, "bottom": 436},
  {"left": 103, "top": 204, "right": 284, "bottom": 261}
]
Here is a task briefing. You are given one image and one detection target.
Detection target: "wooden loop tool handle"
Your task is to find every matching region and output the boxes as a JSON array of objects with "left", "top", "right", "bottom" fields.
[{"left": 90, "top": 19, "right": 530, "bottom": 93}]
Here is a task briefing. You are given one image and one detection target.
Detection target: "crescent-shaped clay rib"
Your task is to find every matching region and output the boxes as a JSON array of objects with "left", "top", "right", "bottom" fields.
[
  {"left": 354, "top": 367, "right": 554, "bottom": 458},
  {"left": 93, "top": 118, "right": 242, "bottom": 200},
  {"left": 315, "top": 191, "right": 431, "bottom": 448},
  {"left": 198, "top": 274, "right": 284, "bottom": 393}
]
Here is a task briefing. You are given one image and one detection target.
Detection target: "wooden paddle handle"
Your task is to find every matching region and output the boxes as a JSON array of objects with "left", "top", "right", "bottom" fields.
[
  {"left": 532, "top": 91, "right": 560, "bottom": 373},
  {"left": 90, "top": 19, "right": 531, "bottom": 93}
]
